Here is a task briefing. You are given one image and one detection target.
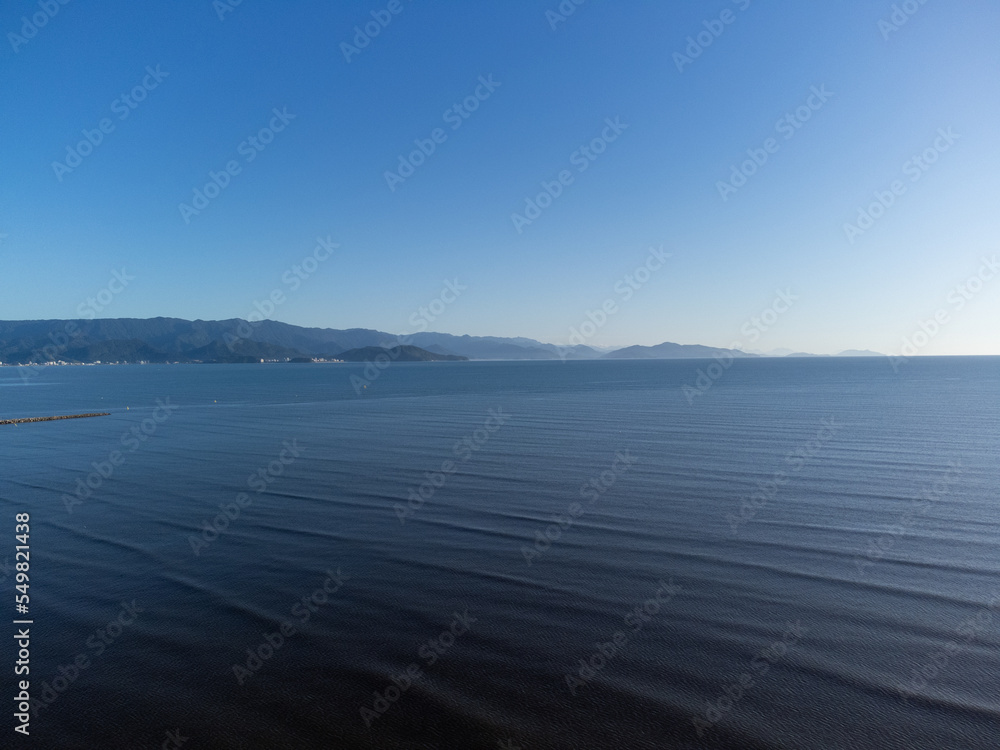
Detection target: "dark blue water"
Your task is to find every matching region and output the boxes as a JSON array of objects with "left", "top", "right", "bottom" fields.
[{"left": 2, "top": 358, "right": 998, "bottom": 749}]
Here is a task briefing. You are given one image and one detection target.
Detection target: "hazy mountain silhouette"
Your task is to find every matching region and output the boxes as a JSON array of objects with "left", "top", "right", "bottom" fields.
[
  {"left": 601, "top": 342, "right": 759, "bottom": 360},
  {"left": 0, "top": 318, "right": 880, "bottom": 364}
]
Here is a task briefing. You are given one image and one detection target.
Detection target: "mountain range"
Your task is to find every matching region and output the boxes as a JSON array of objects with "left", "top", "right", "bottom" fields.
[
  {"left": 336, "top": 346, "right": 468, "bottom": 363},
  {"left": 0, "top": 318, "right": 882, "bottom": 365}
]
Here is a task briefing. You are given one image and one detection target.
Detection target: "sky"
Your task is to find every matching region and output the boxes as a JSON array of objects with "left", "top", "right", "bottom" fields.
[{"left": 1, "top": 0, "right": 998, "bottom": 355}]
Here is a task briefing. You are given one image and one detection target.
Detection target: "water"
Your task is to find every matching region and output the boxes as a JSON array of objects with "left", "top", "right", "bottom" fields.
[{"left": 1, "top": 358, "right": 998, "bottom": 749}]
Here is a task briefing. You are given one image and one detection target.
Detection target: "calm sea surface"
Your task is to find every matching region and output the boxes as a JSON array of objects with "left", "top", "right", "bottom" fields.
[{"left": 1, "top": 358, "right": 998, "bottom": 749}]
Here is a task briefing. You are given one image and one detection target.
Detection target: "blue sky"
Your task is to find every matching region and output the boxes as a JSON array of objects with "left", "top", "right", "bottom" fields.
[{"left": 1, "top": 0, "right": 998, "bottom": 354}]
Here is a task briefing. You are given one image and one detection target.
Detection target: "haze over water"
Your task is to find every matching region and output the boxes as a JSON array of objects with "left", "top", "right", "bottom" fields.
[{"left": 2, "top": 357, "right": 998, "bottom": 748}]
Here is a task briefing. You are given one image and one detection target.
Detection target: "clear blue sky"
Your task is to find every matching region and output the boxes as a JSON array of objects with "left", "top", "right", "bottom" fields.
[{"left": 2, "top": 0, "right": 998, "bottom": 354}]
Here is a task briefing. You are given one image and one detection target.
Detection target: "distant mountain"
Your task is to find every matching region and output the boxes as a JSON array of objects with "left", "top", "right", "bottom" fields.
[
  {"left": 836, "top": 349, "right": 884, "bottom": 357},
  {"left": 602, "top": 342, "right": 759, "bottom": 360},
  {"left": 337, "top": 346, "right": 468, "bottom": 362},
  {"left": 0, "top": 318, "right": 384, "bottom": 363},
  {"left": 399, "top": 332, "right": 601, "bottom": 360},
  {"left": 781, "top": 349, "right": 884, "bottom": 358},
  {"left": 0, "top": 318, "right": 600, "bottom": 364},
  {"left": 0, "top": 317, "right": 879, "bottom": 365}
]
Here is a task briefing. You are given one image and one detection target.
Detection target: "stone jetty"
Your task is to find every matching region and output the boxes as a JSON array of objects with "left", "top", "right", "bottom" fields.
[{"left": 0, "top": 412, "right": 111, "bottom": 426}]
